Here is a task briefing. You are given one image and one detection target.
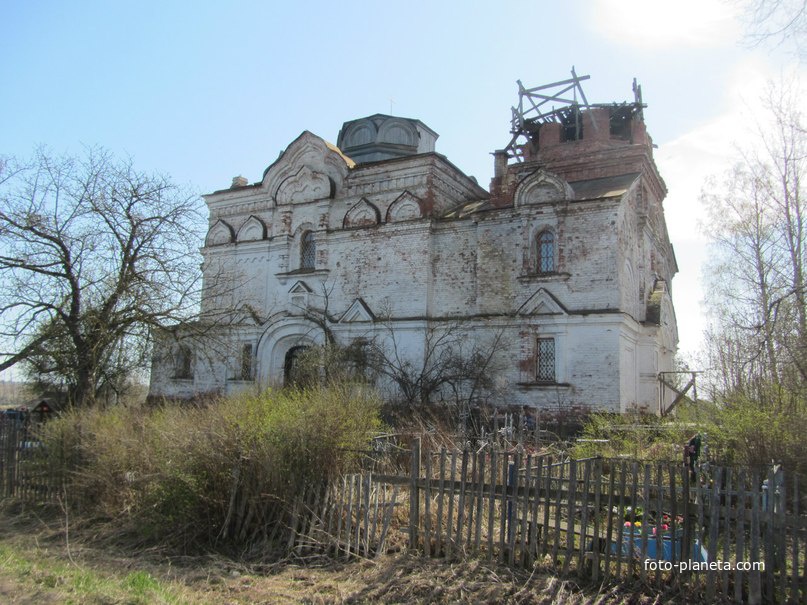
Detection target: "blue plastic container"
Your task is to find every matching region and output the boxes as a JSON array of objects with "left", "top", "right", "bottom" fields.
[{"left": 612, "top": 529, "right": 709, "bottom": 562}]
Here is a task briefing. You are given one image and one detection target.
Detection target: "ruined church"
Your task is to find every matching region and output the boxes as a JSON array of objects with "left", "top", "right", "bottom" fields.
[{"left": 149, "top": 75, "right": 679, "bottom": 412}]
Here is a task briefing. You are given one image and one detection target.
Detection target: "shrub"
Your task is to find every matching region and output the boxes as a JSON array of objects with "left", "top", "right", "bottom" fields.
[
  {"left": 572, "top": 388, "right": 807, "bottom": 485},
  {"left": 677, "top": 388, "right": 807, "bottom": 478},
  {"left": 39, "top": 384, "right": 382, "bottom": 550},
  {"left": 570, "top": 411, "right": 693, "bottom": 461}
]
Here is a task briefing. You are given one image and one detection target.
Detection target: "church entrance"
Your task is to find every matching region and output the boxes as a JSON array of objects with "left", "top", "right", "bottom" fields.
[{"left": 283, "top": 345, "right": 310, "bottom": 386}]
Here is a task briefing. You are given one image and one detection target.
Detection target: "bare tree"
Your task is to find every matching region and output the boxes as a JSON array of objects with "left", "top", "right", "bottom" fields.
[
  {"left": 701, "top": 80, "right": 806, "bottom": 400},
  {"left": 300, "top": 281, "right": 337, "bottom": 345},
  {"left": 736, "top": 0, "right": 807, "bottom": 56},
  {"left": 0, "top": 147, "right": 205, "bottom": 406},
  {"left": 369, "top": 317, "right": 506, "bottom": 407}
]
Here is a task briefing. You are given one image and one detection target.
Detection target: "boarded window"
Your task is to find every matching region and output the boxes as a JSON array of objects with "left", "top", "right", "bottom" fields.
[
  {"left": 537, "top": 230, "right": 555, "bottom": 274},
  {"left": 300, "top": 231, "right": 316, "bottom": 270},
  {"left": 536, "top": 338, "right": 555, "bottom": 383}
]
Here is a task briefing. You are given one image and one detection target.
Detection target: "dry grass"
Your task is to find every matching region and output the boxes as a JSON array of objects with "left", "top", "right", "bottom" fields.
[{"left": 0, "top": 502, "right": 683, "bottom": 604}]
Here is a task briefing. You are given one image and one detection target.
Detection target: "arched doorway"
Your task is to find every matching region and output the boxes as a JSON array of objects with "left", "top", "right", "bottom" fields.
[
  {"left": 283, "top": 345, "right": 310, "bottom": 386},
  {"left": 256, "top": 317, "right": 324, "bottom": 385}
]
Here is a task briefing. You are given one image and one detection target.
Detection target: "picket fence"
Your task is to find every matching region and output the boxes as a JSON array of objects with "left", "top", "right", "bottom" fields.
[
  {"left": 2, "top": 421, "right": 806, "bottom": 604},
  {"left": 288, "top": 439, "right": 805, "bottom": 604}
]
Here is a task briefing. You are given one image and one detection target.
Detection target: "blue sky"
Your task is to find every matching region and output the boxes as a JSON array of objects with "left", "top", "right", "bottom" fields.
[{"left": 1, "top": 0, "right": 804, "bottom": 375}]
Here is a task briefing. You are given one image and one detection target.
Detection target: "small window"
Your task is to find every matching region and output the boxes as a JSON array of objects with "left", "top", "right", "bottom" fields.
[
  {"left": 238, "top": 343, "right": 254, "bottom": 381},
  {"left": 536, "top": 338, "right": 555, "bottom": 383},
  {"left": 300, "top": 231, "right": 316, "bottom": 270},
  {"left": 536, "top": 230, "right": 555, "bottom": 274},
  {"left": 173, "top": 346, "right": 193, "bottom": 379}
]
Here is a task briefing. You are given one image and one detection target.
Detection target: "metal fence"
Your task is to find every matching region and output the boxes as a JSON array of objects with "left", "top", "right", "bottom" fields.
[{"left": 0, "top": 418, "right": 63, "bottom": 500}]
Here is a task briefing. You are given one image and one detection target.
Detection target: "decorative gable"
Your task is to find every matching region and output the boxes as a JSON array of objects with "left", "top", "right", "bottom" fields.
[
  {"left": 289, "top": 280, "right": 313, "bottom": 309},
  {"left": 517, "top": 288, "right": 568, "bottom": 316},
  {"left": 339, "top": 298, "right": 375, "bottom": 323},
  {"left": 386, "top": 191, "right": 423, "bottom": 222},
  {"left": 205, "top": 219, "right": 235, "bottom": 246},
  {"left": 261, "top": 131, "right": 353, "bottom": 206},
  {"left": 343, "top": 198, "right": 381, "bottom": 228},
  {"left": 276, "top": 166, "right": 334, "bottom": 205},
  {"left": 229, "top": 303, "right": 263, "bottom": 325},
  {"left": 236, "top": 215, "right": 268, "bottom": 242},
  {"left": 514, "top": 169, "right": 574, "bottom": 207}
]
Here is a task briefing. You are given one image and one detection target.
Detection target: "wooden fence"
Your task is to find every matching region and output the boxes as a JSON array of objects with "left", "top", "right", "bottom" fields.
[
  {"left": 2, "top": 424, "right": 805, "bottom": 604},
  {"left": 289, "top": 440, "right": 806, "bottom": 604}
]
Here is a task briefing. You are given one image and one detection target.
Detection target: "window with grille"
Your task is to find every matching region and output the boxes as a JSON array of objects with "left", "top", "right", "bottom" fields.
[
  {"left": 536, "top": 230, "right": 555, "bottom": 274},
  {"left": 536, "top": 337, "right": 555, "bottom": 383},
  {"left": 300, "top": 231, "right": 316, "bottom": 270}
]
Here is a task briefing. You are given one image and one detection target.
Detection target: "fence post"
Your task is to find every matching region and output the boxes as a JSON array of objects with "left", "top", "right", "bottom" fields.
[
  {"left": 6, "top": 422, "right": 18, "bottom": 497},
  {"left": 506, "top": 458, "right": 515, "bottom": 545},
  {"left": 749, "top": 470, "right": 762, "bottom": 605},
  {"left": 409, "top": 436, "right": 421, "bottom": 550},
  {"left": 0, "top": 423, "right": 6, "bottom": 496}
]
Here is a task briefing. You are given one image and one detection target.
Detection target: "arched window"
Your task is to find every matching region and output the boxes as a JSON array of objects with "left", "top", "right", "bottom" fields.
[
  {"left": 237, "top": 343, "right": 254, "bottom": 381},
  {"left": 300, "top": 231, "right": 316, "bottom": 270},
  {"left": 173, "top": 346, "right": 193, "bottom": 379},
  {"left": 536, "top": 230, "right": 555, "bottom": 274}
]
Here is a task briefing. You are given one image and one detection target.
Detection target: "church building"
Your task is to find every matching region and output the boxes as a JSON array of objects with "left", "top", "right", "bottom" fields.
[{"left": 149, "top": 75, "right": 679, "bottom": 413}]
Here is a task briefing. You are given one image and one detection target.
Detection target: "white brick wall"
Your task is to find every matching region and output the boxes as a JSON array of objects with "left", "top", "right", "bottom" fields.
[{"left": 150, "top": 120, "right": 678, "bottom": 413}]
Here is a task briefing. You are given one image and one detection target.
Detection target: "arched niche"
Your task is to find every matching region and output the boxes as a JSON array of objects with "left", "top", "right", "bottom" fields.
[
  {"left": 378, "top": 118, "right": 417, "bottom": 147},
  {"left": 340, "top": 120, "right": 378, "bottom": 148},
  {"left": 343, "top": 198, "right": 381, "bottom": 228},
  {"left": 514, "top": 169, "right": 574, "bottom": 207},
  {"left": 386, "top": 191, "right": 423, "bottom": 222},
  {"left": 276, "top": 166, "right": 335, "bottom": 205},
  {"left": 236, "top": 215, "right": 268, "bottom": 242},
  {"left": 205, "top": 219, "right": 235, "bottom": 246}
]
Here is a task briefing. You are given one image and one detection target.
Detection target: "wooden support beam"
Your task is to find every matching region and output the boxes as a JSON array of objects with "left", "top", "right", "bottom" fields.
[{"left": 659, "top": 375, "right": 695, "bottom": 416}]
